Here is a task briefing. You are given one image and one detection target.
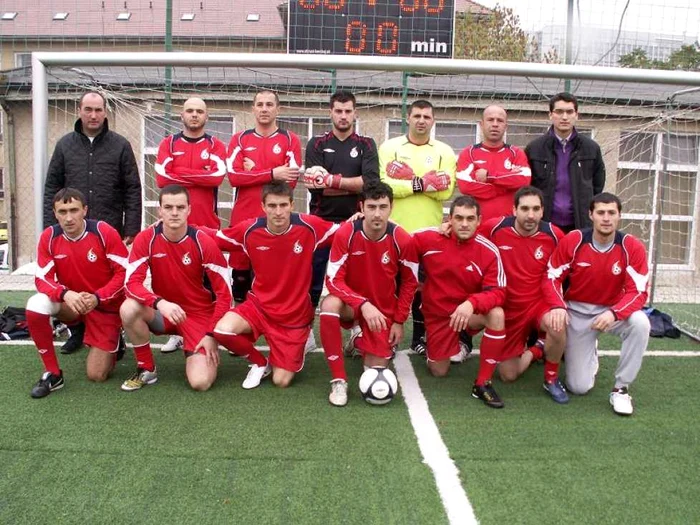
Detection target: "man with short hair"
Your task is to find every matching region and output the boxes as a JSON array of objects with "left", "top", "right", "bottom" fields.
[
  {"left": 413, "top": 195, "right": 508, "bottom": 408},
  {"left": 319, "top": 181, "right": 418, "bottom": 406},
  {"left": 206, "top": 182, "right": 339, "bottom": 389},
  {"left": 155, "top": 97, "right": 228, "bottom": 353},
  {"left": 226, "top": 90, "right": 302, "bottom": 305},
  {"left": 379, "top": 100, "right": 457, "bottom": 356},
  {"left": 479, "top": 186, "right": 568, "bottom": 403},
  {"left": 456, "top": 105, "right": 531, "bottom": 221},
  {"left": 545, "top": 192, "right": 650, "bottom": 415},
  {"left": 120, "top": 185, "right": 232, "bottom": 392},
  {"left": 27, "top": 188, "right": 129, "bottom": 398},
  {"left": 43, "top": 91, "right": 141, "bottom": 354},
  {"left": 525, "top": 92, "right": 606, "bottom": 233}
]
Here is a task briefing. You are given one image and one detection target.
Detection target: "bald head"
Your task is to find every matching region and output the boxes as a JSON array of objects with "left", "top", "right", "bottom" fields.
[
  {"left": 181, "top": 97, "right": 208, "bottom": 137},
  {"left": 481, "top": 105, "right": 508, "bottom": 147}
]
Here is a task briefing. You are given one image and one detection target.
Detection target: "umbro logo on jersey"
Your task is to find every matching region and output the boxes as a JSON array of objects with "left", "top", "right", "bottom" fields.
[
  {"left": 244, "top": 147, "right": 257, "bottom": 152},
  {"left": 350, "top": 146, "right": 358, "bottom": 158},
  {"left": 256, "top": 246, "right": 270, "bottom": 251},
  {"left": 87, "top": 248, "right": 98, "bottom": 263},
  {"left": 173, "top": 151, "right": 185, "bottom": 156},
  {"left": 465, "top": 264, "right": 474, "bottom": 272},
  {"left": 576, "top": 262, "right": 591, "bottom": 267},
  {"left": 182, "top": 252, "right": 192, "bottom": 265},
  {"left": 323, "top": 148, "right": 335, "bottom": 153},
  {"left": 153, "top": 253, "right": 167, "bottom": 258},
  {"left": 498, "top": 245, "right": 513, "bottom": 251},
  {"left": 293, "top": 240, "right": 303, "bottom": 254},
  {"left": 55, "top": 254, "right": 67, "bottom": 259},
  {"left": 351, "top": 251, "right": 365, "bottom": 256},
  {"left": 474, "top": 160, "right": 486, "bottom": 164},
  {"left": 273, "top": 144, "right": 282, "bottom": 154},
  {"left": 612, "top": 261, "right": 622, "bottom": 275}
]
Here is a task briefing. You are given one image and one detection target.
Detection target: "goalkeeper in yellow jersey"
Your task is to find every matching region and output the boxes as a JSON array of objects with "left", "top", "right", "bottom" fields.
[{"left": 378, "top": 99, "right": 459, "bottom": 357}]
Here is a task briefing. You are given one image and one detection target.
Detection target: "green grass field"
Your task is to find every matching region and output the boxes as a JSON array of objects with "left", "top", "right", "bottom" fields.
[{"left": 1, "top": 338, "right": 699, "bottom": 524}]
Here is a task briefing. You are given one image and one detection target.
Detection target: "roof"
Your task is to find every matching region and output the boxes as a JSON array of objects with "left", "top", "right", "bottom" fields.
[{"left": 455, "top": 0, "right": 492, "bottom": 16}]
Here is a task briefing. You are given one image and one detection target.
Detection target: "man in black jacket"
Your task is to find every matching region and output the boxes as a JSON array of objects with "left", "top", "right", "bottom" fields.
[
  {"left": 525, "top": 92, "right": 605, "bottom": 232},
  {"left": 43, "top": 91, "right": 141, "bottom": 353}
]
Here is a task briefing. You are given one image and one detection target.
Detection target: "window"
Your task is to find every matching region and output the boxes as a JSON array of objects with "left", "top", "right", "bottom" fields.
[
  {"left": 0, "top": 167, "right": 4, "bottom": 199},
  {"left": 180, "top": 13, "right": 195, "bottom": 21},
  {"left": 617, "top": 131, "right": 699, "bottom": 267},
  {"left": 14, "top": 52, "right": 31, "bottom": 68},
  {"left": 142, "top": 115, "right": 236, "bottom": 222},
  {"left": 278, "top": 116, "right": 331, "bottom": 144}
]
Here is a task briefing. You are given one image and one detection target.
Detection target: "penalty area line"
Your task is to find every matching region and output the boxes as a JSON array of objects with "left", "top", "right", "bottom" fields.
[{"left": 393, "top": 351, "right": 478, "bottom": 525}]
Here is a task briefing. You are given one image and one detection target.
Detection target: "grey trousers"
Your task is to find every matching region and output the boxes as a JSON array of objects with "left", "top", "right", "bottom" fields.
[{"left": 564, "top": 302, "right": 649, "bottom": 395}]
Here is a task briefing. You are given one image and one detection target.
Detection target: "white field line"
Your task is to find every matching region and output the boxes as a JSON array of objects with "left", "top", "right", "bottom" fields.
[
  {"left": 1, "top": 340, "right": 699, "bottom": 358},
  {"left": 393, "top": 351, "right": 478, "bottom": 525}
]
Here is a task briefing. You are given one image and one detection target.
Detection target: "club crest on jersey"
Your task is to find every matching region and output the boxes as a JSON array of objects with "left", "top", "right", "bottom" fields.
[
  {"left": 425, "top": 156, "right": 434, "bottom": 165},
  {"left": 182, "top": 252, "right": 192, "bottom": 265},
  {"left": 381, "top": 251, "right": 390, "bottom": 265},
  {"left": 504, "top": 158, "right": 512, "bottom": 170},
  {"left": 87, "top": 248, "right": 97, "bottom": 263},
  {"left": 293, "top": 240, "right": 303, "bottom": 254},
  {"left": 534, "top": 246, "right": 544, "bottom": 260},
  {"left": 200, "top": 149, "right": 210, "bottom": 160},
  {"left": 612, "top": 261, "right": 622, "bottom": 275},
  {"left": 273, "top": 144, "right": 282, "bottom": 155},
  {"left": 350, "top": 146, "right": 358, "bottom": 158}
]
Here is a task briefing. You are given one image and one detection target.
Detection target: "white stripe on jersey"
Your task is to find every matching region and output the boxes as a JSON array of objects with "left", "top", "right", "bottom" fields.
[{"left": 475, "top": 234, "right": 506, "bottom": 287}]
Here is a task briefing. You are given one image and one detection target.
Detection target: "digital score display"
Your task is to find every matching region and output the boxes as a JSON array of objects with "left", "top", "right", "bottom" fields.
[{"left": 288, "top": 1, "right": 455, "bottom": 59}]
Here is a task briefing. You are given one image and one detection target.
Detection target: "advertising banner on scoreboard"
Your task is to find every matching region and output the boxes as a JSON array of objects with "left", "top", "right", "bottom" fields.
[{"left": 288, "top": 0, "right": 455, "bottom": 59}]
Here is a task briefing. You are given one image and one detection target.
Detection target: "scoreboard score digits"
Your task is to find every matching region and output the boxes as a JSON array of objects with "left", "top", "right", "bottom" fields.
[{"left": 289, "top": 0, "right": 455, "bottom": 58}]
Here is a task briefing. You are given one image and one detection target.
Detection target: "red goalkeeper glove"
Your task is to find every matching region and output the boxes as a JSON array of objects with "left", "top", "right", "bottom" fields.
[
  {"left": 302, "top": 167, "right": 342, "bottom": 189},
  {"left": 413, "top": 171, "right": 450, "bottom": 193},
  {"left": 386, "top": 161, "right": 416, "bottom": 180}
]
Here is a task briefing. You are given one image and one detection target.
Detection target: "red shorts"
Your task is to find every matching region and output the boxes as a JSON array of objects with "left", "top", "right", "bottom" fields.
[
  {"left": 150, "top": 312, "right": 210, "bottom": 356},
  {"left": 424, "top": 315, "right": 480, "bottom": 362},
  {"left": 234, "top": 301, "right": 310, "bottom": 373},
  {"left": 340, "top": 307, "right": 394, "bottom": 360},
  {"left": 501, "top": 302, "right": 551, "bottom": 361},
  {"left": 83, "top": 309, "right": 121, "bottom": 353}
]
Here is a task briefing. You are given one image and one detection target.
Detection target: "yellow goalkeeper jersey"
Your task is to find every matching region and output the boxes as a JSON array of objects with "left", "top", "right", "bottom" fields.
[{"left": 378, "top": 135, "right": 457, "bottom": 233}]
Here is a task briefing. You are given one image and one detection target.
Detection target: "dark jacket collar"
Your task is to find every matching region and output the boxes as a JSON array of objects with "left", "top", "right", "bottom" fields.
[{"left": 74, "top": 118, "right": 110, "bottom": 139}]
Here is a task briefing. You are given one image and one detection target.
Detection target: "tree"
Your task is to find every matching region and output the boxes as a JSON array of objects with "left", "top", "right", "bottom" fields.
[
  {"left": 618, "top": 43, "right": 700, "bottom": 71},
  {"left": 453, "top": 5, "right": 539, "bottom": 62}
]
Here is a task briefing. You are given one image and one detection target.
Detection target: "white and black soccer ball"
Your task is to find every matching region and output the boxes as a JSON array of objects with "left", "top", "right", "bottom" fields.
[{"left": 359, "top": 366, "right": 398, "bottom": 405}]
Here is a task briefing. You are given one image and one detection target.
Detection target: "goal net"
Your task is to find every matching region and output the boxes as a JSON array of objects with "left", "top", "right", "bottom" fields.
[{"left": 7, "top": 55, "right": 700, "bottom": 337}]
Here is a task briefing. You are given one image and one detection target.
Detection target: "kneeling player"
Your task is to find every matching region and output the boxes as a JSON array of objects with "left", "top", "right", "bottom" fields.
[
  {"left": 27, "top": 188, "right": 129, "bottom": 398},
  {"left": 319, "top": 181, "right": 418, "bottom": 406},
  {"left": 205, "top": 182, "right": 338, "bottom": 389},
  {"left": 414, "top": 195, "right": 508, "bottom": 408},
  {"left": 120, "top": 185, "right": 232, "bottom": 392},
  {"left": 480, "top": 187, "right": 568, "bottom": 403}
]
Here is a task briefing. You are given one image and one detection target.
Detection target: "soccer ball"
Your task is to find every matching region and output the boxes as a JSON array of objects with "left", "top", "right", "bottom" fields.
[{"left": 359, "top": 366, "right": 398, "bottom": 405}]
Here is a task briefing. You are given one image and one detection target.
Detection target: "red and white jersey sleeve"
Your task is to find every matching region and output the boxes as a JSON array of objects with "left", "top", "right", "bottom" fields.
[
  {"left": 125, "top": 226, "right": 161, "bottom": 308},
  {"left": 413, "top": 229, "right": 506, "bottom": 317},
  {"left": 35, "top": 220, "right": 129, "bottom": 310},
  {"left": 326, "top": 220, "right": 418, "bottom": 322},
  {"left": 456, "top": 144, "right": 531, "bottom": 220},
  {"left": 546, "top": 229, "right": 649, "bottom": 320},
  {"left": 155, "top": 133, "right": 227, "bottom": 228},
  {"left": 226, "top": 128, "right": 302, "bottom": 225},
  {"left": 197, "top": 231, "right": 234, "bottom": 328}
]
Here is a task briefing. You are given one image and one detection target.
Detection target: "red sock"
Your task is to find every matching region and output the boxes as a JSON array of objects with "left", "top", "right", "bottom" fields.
[
  {"left": 528, "top": 344, "right": 544, "bottom": 362},
  {"left": 133, "top": 342, "right": 155, "bottom": 372},
  {"left": 544, "top": 360, "right": 560, "bottom": 383},
  {"left": 213, "top": 331, "right": 267, "bottom": 367},
  {"left": 26, "top": 311, "right": 60, "bottom": 376},
  {"left": 319, "top": 313, "right": 347, "bottom": 381},
  {"left": 475, "top": 328, "right": 506, "bottom": 386}
]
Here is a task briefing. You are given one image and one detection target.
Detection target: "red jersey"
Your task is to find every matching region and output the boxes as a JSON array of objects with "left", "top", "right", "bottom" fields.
[
  {"left": 126, "top": 223, "right": 232, "bottom": 330},
  {"left": 209, "top": 213, "right": 338, "bottom": 328},
  {"left": 480, "top": 216, "right": 563, "bottom": 313},
  {"left": 326, "top": 219, "right": 419, "bottom": 323},
  {"left": 226, "top": 128, "right": 302, "bottom": 225},
  {"left": 413, "top": 229, "right": 506, "bottom": 317},
  {"left": 155, "top": 133, "right": 227, "bottom": 228},
  {"left": 545, "top": 229, "right": 649, "bottom": 320},
  {"left": 456, "top": 143, "right": 531, "bottom": 220},
  {"left": 35, "top": 220, "right": 128, "bottom": 312}
]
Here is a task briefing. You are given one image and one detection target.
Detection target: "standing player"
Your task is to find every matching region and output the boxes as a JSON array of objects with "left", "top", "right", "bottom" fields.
[
  {"left": 303, "top": 91, "right": 380, "bottom": 351},
  {"left": 480, "top": 186, "right": 568, "bottom": 403},
  {"left": 319, "top": 181, "right": 418, "bottom": 406},
  {"left": 226, "top": 90, "right": 302, "bottom": 305},
  {"left": 206, "top": 182, "right": 339, "bottom": 389},
  {"left": 379, "top": 99, "right": 457, "bottom": 356},
  {"left": 27, "top": 188, "right": 128, "bottom": 398},
  {"left": 413, "top": 195, "right": 508, "bottom": 408},
  {"left": 545, "top": 193, "right": 650, "bottom": 415},
  {"left": 155, "top": 97, "right": 228, "bottom": 353},
  {"left": 456, "top": 105, "right": 531, "bottom": 221},
  {"left": 120, "top": 185, "right": 232, "bottom": 392}
]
